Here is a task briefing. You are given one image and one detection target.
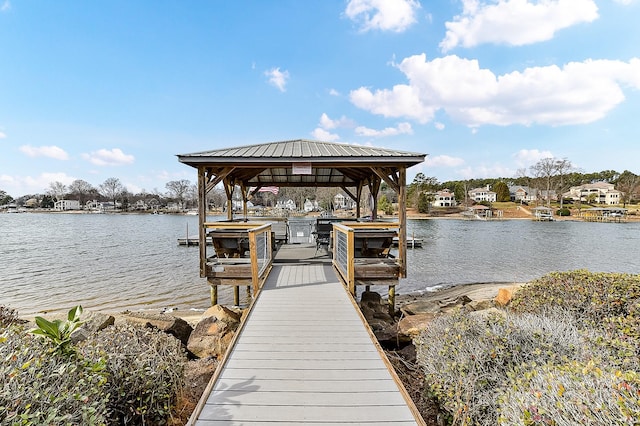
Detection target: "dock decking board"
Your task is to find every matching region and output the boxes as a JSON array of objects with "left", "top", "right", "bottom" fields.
[{"left": 193, "top": 263, "right": 421, "bottom": 425}]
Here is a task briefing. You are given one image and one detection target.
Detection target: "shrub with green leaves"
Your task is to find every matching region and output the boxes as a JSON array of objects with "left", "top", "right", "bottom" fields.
[
  {"left": 0, "top": 323, "right": 109, "bottom": 426},
  {"left": 30, "top": 305, "right": 84, "bottom": 356},
  {"left": 415, "top": 309, "right": 594, "bottom": 426},
  {"left": 80, "top": 323, "right": 188, "bottom": 425}
]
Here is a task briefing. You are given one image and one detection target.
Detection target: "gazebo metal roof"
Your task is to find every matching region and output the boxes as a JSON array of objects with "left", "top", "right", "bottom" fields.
[{"left": 177, "top": 139, "right": 426, "bottom": 188}]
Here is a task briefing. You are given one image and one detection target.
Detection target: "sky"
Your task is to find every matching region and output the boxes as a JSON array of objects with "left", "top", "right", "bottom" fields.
[{"left": 1, "top": 0, "right": 639, "bottom": 198}]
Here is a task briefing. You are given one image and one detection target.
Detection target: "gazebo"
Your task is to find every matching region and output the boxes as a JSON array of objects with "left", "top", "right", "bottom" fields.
[{"left": 177, "top": 139, "right": 426, "bottom": 304}]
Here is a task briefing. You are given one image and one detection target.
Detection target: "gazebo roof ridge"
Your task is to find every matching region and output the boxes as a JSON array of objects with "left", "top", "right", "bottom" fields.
[{"left": 177, "top": 139, "right": 426, "bottom": 164}]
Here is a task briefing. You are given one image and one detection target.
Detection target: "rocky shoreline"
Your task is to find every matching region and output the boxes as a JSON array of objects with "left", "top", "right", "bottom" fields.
[{"left": 18, "top": 280, "right": 525, "bottom": 424}]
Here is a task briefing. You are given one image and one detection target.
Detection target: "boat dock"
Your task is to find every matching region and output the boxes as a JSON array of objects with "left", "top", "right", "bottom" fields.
[{"left": 189, "top": 262, "right": 422, "bottom": 425}]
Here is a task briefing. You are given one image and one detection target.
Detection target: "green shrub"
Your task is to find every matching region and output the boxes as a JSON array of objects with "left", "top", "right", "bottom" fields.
[
  {"left": 30, "top": 305, "right": 83, "bottom": 356},
  {"left": 415, "top": 309, "right": 591, "bottom": 426},
  {"left": 556, "top": 207, "right": 571, "bottom": 216},
  {"left": 498, "top": 361, "right": 640, "bottom": 425},
  {"left": 80, "top": 323, "right": 188, "bottom": 425},
  {"left": 0, "top": 324, "right": 109, "bottom": 425}
]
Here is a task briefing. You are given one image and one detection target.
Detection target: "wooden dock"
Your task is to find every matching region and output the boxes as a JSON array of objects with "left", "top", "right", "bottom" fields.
[{"left": 190, "top": 263, "right": 422, "bottom": 425}]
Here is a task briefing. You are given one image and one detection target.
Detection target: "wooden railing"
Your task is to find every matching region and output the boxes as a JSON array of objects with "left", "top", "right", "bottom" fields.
[
  {"left": 203, "top": 221, "right": 273, "bottom": 304},
  {"left": 333, "top": 222, "right": 400, "bottom": 313}
]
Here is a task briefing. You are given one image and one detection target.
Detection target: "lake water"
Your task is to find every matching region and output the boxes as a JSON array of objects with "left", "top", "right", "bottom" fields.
[{"left": 1, "top": 213, "right": 639, "bottom": 316}]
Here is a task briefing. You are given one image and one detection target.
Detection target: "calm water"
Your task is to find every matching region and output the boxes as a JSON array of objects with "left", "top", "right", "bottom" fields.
[{"left": 1, "top": 213, "right": 639, "bottom": 316}]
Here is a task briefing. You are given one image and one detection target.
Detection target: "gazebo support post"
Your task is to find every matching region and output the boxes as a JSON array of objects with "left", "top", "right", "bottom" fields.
[{"left": 398, "top": 166, "right": 407, "bottom": 278}]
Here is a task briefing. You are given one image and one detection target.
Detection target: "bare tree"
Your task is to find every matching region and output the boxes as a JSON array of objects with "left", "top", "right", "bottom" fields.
[
  {"left": 48, "top": 181, "right": 68, "bottom": 201},
  {"left": 165, "top": 179, "right": 192, "bottom": 210},
  {"left": 68, "top": 179, "right": 95, "bottom": 207},
  {"left": 616, "top": 170, "right": 639, "bottom": 207},
  {"left": 99, "top": 177, "right": 125, "bottom": 210},
  {"left": 530, "top": 158, "right": 555, "bottom": 207},
  {"left": 530, "top": 157, "right": 573, "bottom": 207},
  {"left": 554, "top": 158, "right": 574, "bottom": 208},
  {"left": 207, "top": 186, "right": 227, "bottom": 210}
]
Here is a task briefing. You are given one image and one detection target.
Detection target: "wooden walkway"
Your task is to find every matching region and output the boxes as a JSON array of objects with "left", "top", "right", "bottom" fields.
[{"left": 192, "top": 263, "right": 421, "bottom": 425}]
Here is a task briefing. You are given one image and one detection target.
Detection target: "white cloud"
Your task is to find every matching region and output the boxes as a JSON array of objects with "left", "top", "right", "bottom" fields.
[
  {"left": 513, "top": 149, "right": 553, "bottom": 168},
  {"left": 350, "top": 54, "right": 640, "bottom": 127},
  {"left": 329, "top": 88, "right": 341, "bottom": 96},
  {"left": 1, "top": 1, "right": 10, "bottom": 12},
  {"left": 440, "top": 0, "right": 599, "bottom": 52},
  {"left": 0, "top": 131, "right": 6, "bottom": 139},
  {"left": 124, "top": 182, "right": 143, "bottom": 194},
  {"left": 355, "top": 122, "right": 413, "bottom": 137},
  {"left": 265, "top": 67, "right": 290, "bottom": 92},
  {"left": 350, "top": 84, "right": 437, "bottom": 124},
  {"left": 19, "top": 145, "right": 69, "bottom": 160},
  {"left": 1, "top": 172, "right": 76, "bottom": 195},
  {"left": 458, "top": 164, "right": 515, "bottom": 179},
  {"left": 344, "top": 0, "right": 420, "bottom": 32},
  {"left": 82, "top": 148, "right": 134, "bottom": 166},
  {"left": 319, "top": 113, "right": 354, "bottom": 129},
  {"left": 311, "top": 128, "right": 340, "bottom": 141},
  {"left": 425, "top": 155, "right": 465, "bottom": 167},
  {"left": 434, "top": 122, "right": 445, "bottom": 130},
  {"left": 613, "top": 0, "right": 634, "bottom": 4}
]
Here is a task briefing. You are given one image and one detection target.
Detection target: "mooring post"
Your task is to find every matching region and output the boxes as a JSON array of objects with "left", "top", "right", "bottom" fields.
[
  {"left": 388, "top": 285, "right": 396, "bottom": 316},
  {"left": 234, "top": 286, "right": 240, "bottom": 306},
  {"left": 210, "top": 283, "right": 218, "bottom": 306}
]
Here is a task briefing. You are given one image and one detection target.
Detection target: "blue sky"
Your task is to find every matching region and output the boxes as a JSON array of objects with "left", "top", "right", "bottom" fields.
[{"left": 1, "top": 0, "right": 639, "bottom": 198}]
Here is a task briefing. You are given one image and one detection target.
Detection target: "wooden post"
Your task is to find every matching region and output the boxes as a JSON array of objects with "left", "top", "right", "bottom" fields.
[
  {"left": 210, "top": 281, "right": 218, "bottom": 306},
  {"left": 398, "top": 167, "right": 407, "bottom": 278},
  {"left": 388, "top": 285, "right": 396, "bottom": 316},
  {"left": 198, "top": 167, "right": 207, "bottom": 277},
  {"left": 248, "top": 230, "right": 260, "bottom": 296},
  {"left": 234, "top": 286, "right": 240, "bottom": 306},
  {"left": 347, "top": 229, "right": 355, "bottom": 295}
]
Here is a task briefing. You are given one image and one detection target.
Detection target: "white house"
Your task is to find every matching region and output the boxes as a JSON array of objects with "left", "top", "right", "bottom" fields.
[
  {"left": 468, "top": 186, "right": 497, "bottom": 203},
  {"left": 303, "top": 199, "right": 318, "bottom": 212},
  {"left": 432, "top": 189, "right": 457, "bottom": 207},
  {"left": 333, "top": 193, "right": 356, "bottom": 210},
  {"left": 275, "top": 199, "right": 296, "bottom": 211},
  {"left": 565, "top": 182, "right": 622, "bottom": 205},
  {"left": 54, "top": 199, "right": 80, "bottom": 211}
]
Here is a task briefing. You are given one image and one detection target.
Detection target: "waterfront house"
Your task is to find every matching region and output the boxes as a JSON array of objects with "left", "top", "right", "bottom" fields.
[
  {"left": 565, "top": 182, "right": 622, "bottom": 205},
  {"left": 333, "top": 192, "right": 356, "bottom": 210},
  {"left": 54, "top": 199, "right": 80, "bottom": 211},
  {"left": 276, "top": 198, "right": 296, "bottom": 211},
  {"left": 509, "top": 186, "right": 538, "bottom": 203},
  {"left": 432, "top": 189, "right": 457, "bottom": 207},
  {"left": 303, "top": 198, "right": 318, "bottom": 212},
  {"left": 468, "top": 186, "right": 497, "bottom": 203}
]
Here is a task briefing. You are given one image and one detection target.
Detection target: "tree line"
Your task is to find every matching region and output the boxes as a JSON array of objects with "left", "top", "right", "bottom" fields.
[
  {"left": 2, "top": 159, "right": 638, "bottom": 212},
  {"left": 407, "top": 158, "right": 639, "bottom": 209},
  {"left": 1, "top": 178, "right": 203, "bottom": 211}
]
